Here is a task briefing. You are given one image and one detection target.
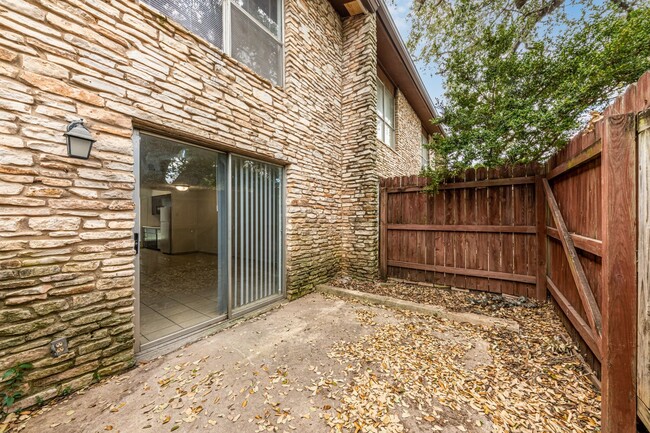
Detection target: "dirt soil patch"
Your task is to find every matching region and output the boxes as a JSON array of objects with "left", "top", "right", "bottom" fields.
[{"left": 4, "top": 284, "right": 599, "bottom": 433}]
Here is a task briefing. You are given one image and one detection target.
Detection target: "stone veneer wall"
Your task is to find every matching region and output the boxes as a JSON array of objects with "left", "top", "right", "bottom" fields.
[
  {"left": 339, "top": 13, "right": 379, "bottom": 279},
  {"left": 377, "top": 89, "right": 425, "bottom": 178},
  {"left": 0, "top": 0, "right": 379, "bottom": 408}
]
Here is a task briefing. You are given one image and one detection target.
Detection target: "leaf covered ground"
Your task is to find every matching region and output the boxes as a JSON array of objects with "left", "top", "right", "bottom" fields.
[
  {"left": 3, "top": 281, "right": 600, "bottom": 433},
  {"left": 327, "top": 277, "right": 601, "bottom": 432}
]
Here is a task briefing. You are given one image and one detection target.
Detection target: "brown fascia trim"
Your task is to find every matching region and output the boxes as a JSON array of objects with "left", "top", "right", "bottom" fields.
[
  {"left": 375, "top": 0, "right": 443, "bottom": 136},
  {"left": 363, "top": 0, "right": 380, "bottom": 12}
]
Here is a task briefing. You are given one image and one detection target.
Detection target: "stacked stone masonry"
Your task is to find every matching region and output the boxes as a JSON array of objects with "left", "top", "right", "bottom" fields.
[
  {"left": 0, "top": 0, "right": 429, "bottom": 406},
  {"left": 340, "top": 12, "right": 379, "bottom": 278}
]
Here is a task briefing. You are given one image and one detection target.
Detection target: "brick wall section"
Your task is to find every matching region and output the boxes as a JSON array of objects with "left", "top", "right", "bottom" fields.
[
  {"left": 0, "top": 0, "right": 376, "bottom": 407},
  {"left": 377, "top": 89, "right": 424, "bottom": 177},
  {"left": 340, "top": 13, "right": 379, "bottom": 279}
]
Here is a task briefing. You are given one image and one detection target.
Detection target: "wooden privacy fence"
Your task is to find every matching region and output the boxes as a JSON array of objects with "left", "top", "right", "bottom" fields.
[
  {"left": 379, "top": 165, "right": 545, "bottom": 300},
  {"left": 639, "top": 108, "right": 650, "bottom": 430},
  {"left": 545, "top": 74, "right": 649, "bottom": 433},
  {"left": 379, "top": 71, "right": 650, "bottom": 433}
]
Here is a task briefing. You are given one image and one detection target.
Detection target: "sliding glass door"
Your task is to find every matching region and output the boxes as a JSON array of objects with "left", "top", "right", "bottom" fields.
[
  {"left": 135, "top": 133, "right": 284, "bottom": 350},
  {"left": 138, "top": 134, "right": 228, "bottom": 347},
  {"left": 231, "top": 156, "right": 284, "bottom": 312}
]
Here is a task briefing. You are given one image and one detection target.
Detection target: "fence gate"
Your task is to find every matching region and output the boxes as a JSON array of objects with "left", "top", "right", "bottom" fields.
[{"left": 639, "top": 108, "right": 650, "bottom": 428}]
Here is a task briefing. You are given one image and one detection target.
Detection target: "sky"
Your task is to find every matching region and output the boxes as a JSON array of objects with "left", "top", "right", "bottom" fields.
[{"left": 385, "top": 2, "right": 445, "bottom": 102}]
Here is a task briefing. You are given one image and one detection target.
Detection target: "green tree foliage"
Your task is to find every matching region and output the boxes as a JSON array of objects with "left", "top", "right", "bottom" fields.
[{"left": 404, "top": 0, "right": 650, "bottom": 185}]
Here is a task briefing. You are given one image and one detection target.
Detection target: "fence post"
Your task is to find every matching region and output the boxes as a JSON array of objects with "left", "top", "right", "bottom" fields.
[
  {"left": 601, "top": 113, "right": 637, "bottom": 433},
  {"left": 379, "top": 185, "right": 388, "bottom": 280},
  {"left": 535, "top": 175, "right": 547, "bottom": 301}
]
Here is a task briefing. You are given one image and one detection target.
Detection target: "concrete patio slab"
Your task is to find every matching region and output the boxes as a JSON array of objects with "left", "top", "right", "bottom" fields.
[
  {"left": 10, "top": 293, "right": 495, "bottom": 433},
  {"left": 8, "top": 288, "right": 602, "bottom": 433}
]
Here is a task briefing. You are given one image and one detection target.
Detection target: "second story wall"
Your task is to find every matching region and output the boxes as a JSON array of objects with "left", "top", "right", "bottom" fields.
[{"left": 377, "top": 89, "right": 425, "bottom": 177}]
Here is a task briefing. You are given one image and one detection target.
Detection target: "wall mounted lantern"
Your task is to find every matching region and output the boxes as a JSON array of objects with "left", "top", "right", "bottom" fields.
[{"left": 65, "top": 120, "right": 95, "bottom": 159}]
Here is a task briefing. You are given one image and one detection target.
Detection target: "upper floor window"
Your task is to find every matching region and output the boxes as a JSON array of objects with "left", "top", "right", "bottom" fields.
[
  {"left": 231, "top": 0, "right": 282, "bottom": 85},
  {"left": 421, "top": 131, "right": 430, "bottom": 168},
  {"left": 143, "top": 0, "right": 283, "bottom": 85},
  {"left": 377, "top": 77, "right": 395, "bottom": 148}
]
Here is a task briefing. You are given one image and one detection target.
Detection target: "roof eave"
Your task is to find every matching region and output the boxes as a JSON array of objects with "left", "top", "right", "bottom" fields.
[{"left": 364, "top": 0, "right": 380, "bottom": 13}]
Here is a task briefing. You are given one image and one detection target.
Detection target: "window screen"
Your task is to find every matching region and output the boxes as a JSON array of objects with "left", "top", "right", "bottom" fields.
[
  {"left": 142, "top": 0, "right": 283, "bottom": 85},
  {"left": 142, "top": 0, "right": 224, "bottom": 48},
  {"left": 421, "top": 132, "right": 430, "bottom": 168},
  {"left": 232, "top": 0, "right": 281, "bottom": 36},
  {"left": 231, "top": 5, "right": 283, "bottom": 85}
]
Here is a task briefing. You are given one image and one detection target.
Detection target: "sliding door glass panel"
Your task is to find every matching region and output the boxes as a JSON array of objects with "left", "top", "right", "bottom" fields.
[
  {"left": 231, "top": 156, "right": 283, "bottom": 309},
  {"left": 139, "top": 134, "right": 227, "bottom": 345}
]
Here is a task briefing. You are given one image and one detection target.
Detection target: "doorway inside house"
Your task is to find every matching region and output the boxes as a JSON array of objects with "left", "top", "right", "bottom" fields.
[{"left": 135, "top": 133, "right": 284, "bottom": 351}]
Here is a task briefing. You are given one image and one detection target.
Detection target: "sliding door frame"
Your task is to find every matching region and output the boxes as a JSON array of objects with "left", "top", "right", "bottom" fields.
[
  {"left": 133, "top": 131, "right": 287, "bottom": 354},
  {"left": 133, "top": 130, "right": 142, "bottom": 353}
]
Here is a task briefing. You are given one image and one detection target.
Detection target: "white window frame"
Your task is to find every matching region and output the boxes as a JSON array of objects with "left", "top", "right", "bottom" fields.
[
  {"left": 377, "top": 79, "right": 395, "bottom": 148},
  {"left": 421, "top": 131, "right": 430, "bottom": 168}
]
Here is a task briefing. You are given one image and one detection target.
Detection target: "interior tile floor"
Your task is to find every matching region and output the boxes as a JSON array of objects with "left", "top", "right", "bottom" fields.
[{"left": 139, "top": 249, "right": 224, "bottom": 344}]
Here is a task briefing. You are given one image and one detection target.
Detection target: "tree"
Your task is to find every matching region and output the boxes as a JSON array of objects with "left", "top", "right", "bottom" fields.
[{"left": 404, "top": 0, "right": 650, "bottom": 186}]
